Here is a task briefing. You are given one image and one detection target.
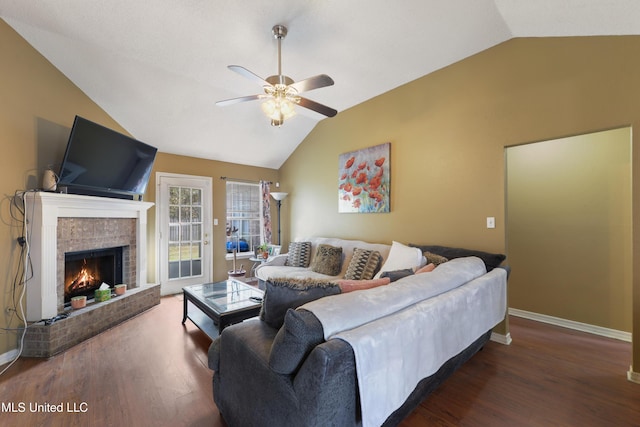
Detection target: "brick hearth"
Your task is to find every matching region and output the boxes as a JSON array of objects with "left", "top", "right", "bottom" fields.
[
  {"left": 23, "top": 284, "right": 160, "bottom": 358},
  {"left": 24, "top": 192, "right": 159, "bottom": 357}
]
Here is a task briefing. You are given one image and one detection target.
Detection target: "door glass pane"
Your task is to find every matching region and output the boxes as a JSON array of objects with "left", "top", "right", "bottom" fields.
[
  {"left": 192, "top": 206, "right": 201, "bottom": 222},
  {"left": 169, "top": 206, "right": 179, "bottom": 223},
  {"left": 167, "top": 185, "right": 204, "bottom": 280},
  {"left": 180, "top": 224, "right": 191, "bottom": 241},
  {"left": 169, "top": 187, "right": 180, "bottom": 204},
  {"left": 192, "top": 223, "right": 202, "bottom": 240},
  {"left": 180, "top": 206, "right": 191, "bottom": 222},
  {"left": 192, "top": 188, "right": 202, "bottom": 205}
]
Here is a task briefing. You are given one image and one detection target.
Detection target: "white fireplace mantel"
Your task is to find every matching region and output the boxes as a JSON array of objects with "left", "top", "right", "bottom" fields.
[{"left": 25, "top": 192, "right": 154, "bottom": 321}]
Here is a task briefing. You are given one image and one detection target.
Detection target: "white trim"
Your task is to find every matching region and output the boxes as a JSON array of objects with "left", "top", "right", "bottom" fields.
[
  {"left": 0, "top": 349, "right": 19, "bottom": 366},
  {"left": 509, "top": 308, "right": 631, "bottom": 342},
  {"left": 24, "top": 192, "right": 154, "bottom": 321},
  {"left": 490, "top": 331, "right": 512, "bottom": 345},
  {"left": 156, "top": 173, "right": 213, "bottom": 295},
  {"left": 225, "top": 252, "right": 253, "bottom": 261},
  {"left": 627, "top": 366, "right": 640, "bottom": 384}
]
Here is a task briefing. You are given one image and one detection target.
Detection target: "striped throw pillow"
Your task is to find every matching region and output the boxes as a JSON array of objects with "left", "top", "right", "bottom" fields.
[
  {"left": 286, "top": 241, "right": 312, "bottom": 268},
  {"left": 344, "top": 248, "right": 381, "bottom": 280}
]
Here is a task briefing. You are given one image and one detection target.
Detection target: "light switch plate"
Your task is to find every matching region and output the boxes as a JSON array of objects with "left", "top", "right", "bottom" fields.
[{"left": 486, "top": 217, "right": 495, "bottom": 229}]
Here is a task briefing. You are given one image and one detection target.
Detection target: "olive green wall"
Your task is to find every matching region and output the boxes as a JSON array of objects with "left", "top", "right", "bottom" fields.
[
  {"left": 0, "top": 20, "right": 133, "bottom": 357},
  {"left": 146, "top": 154, "right": 279, "bottom": 285},
  {"left": 0, "top": 20, "right": 279, "bottom": 358},
  {"left": 2, "top": 15, "right": 639, "bottom": 375},
  {"left": 280, "top": 37, "right": 640, "bottom": 371},
  {"left": 506, "top": 128, "right": 631, "bottom": 332}
]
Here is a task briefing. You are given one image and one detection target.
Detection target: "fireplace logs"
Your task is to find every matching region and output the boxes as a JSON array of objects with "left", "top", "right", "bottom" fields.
[
  {"left": 64, "top": 247, "right": 124, "bottom": 303},
  {"left": 67, "top": 261, "right": 97, "bottom": 295}
]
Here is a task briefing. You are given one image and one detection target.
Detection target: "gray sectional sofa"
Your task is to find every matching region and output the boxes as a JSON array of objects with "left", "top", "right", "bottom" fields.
[{"left": 209, "top": 241, "right": 509, "bottom": 427}]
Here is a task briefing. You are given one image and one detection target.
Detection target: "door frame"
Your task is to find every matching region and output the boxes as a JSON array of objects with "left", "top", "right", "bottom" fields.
[{"left": 156, "top": 172, "right": 213, "bottom": 295}]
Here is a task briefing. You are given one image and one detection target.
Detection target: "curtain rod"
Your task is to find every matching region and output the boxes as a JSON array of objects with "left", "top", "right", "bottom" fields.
[{"left": 220, "top": 176, "right": 273, "bottom": 185}]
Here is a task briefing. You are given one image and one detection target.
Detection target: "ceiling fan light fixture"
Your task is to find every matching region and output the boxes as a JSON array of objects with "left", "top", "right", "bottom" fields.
[
  {"left": 261, "top": 96, "right": 296, "bottom": 126},
  {"left": 216, "top": 24, "right": 336, "bottom": 124}
]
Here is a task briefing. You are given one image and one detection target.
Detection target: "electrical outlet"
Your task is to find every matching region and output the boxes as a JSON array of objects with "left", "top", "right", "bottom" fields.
[{"left": 486, "top": 217, "right": 496, "bottom": 229}]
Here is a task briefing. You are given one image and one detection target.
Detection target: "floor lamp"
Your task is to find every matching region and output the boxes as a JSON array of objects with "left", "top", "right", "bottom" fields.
[{"left": 270, "top": 192, "right": 288, "bottom": 245}]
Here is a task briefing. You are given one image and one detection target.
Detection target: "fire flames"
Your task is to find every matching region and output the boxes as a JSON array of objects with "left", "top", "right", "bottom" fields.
[{"left": 66, "top": 260, "right": 98, "bottom": 296}]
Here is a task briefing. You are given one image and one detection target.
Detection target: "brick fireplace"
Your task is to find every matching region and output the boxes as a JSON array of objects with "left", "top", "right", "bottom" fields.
[{"left": 23, "top": 192, "right": 160, "bottom": 357}]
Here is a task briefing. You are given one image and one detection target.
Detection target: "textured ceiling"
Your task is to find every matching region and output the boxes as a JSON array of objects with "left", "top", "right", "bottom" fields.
[{"left": 2, "top": 0, "right": 639, "bottom": 169}]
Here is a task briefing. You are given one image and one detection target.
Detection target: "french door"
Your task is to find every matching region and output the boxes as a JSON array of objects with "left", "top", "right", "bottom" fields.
[{"left": 157, "top": 173, "right": 212, "bottom": 295}]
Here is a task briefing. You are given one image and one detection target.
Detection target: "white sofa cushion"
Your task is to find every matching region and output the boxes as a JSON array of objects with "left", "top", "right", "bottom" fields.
[{"left": 374, "top": 241, "right": 424, "bottom": 278}]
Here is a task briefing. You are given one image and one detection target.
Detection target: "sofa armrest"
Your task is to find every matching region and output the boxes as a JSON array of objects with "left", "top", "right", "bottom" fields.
[
  {"left": 258, "top": 253, "right": 288, "bottom": 268},
  {"left": 294, "top": 339, "right": 359, "bottom": 426},
  {"left": 497, "top": 265, "right": 511, "bottom": 279},
  {"left": 208, "top": 338, "right": 221, "bottom": 371}
]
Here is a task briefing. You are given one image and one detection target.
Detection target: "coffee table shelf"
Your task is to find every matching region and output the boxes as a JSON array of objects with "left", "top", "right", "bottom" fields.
[{"left": 182, "top": 280, "right": 263, "bottom": 339}]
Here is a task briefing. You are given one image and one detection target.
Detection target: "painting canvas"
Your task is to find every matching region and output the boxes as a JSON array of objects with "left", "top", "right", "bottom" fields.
[{"left": 338, "top": 142, "right": 390, "bottom": 213}]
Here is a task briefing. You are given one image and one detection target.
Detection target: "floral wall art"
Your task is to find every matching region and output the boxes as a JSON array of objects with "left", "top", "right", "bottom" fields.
[{"left": 338, "top": 142, "right": 390, "bottom": 213}]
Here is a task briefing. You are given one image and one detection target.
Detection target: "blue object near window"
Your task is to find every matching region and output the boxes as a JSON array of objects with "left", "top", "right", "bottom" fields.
[{"left": 226, "top": 240, "right": 249, "bottom": 253}]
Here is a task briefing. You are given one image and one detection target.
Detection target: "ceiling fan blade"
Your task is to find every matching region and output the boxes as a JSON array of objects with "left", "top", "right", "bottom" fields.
[
  {"left": 216, "top": 94, "right": 263, "bottom": 107},
  {"left": 289, "top": 74, "right": 334, "bottom": 93},
  {"left": 298, "top": 97, "right": 337, "bottom": 117},
  {"left": 228, "top": 65, "right": 271, "bottom": 86}
]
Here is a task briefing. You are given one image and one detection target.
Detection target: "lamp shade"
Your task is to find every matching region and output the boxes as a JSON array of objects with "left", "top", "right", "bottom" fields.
[{"left": 270, "top": 192, "right": 288, "bottom": 201}]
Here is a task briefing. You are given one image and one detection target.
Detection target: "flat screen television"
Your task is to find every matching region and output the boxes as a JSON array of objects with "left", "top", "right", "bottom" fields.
[{"left": 58, "top": 116, "right": 158, "bottom": 200}]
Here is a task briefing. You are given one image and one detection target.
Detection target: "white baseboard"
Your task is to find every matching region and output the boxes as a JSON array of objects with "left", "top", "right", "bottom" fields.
[
  {"left": 509, "top": 308, "right": 631, "bottom": 342},
  {"left": 628, "top": 366, "right": 640, "bottom": 384},
  {"left": 0, "top": 348, "right": 19, "bottom": 367},
  {"left": 490, "top": 331, "right": 512, "bottom": 345}
]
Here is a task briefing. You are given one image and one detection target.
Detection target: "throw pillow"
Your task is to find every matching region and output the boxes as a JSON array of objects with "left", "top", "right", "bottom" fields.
[
  {"left": 335, "top": 277, "right": 391, "bottom": 293},
  {"left": 410, "top": 244, "right": 506, "bottom": 271},
  {"left": 344, "top": 248, "right": 382, "bottom": 280},
  {"left": 259, "top": 278, "right": 341, "bottom": 329},
  {"left": 309, "top": 244, "right": 343, "bottom": 276},
  {"left": 374, "top": 241, "right": 424, "bottom": 278},
  {"left": 285, "top": 241, "right": 312, "bottom": 267},
  {"left": 415, "top": 263, "right": 436, "bottom": 274},
  {"left": 269, "top": 309, "right": 325, "bottom": 375},
  {"left": 380, "top": 268, "right": 415, "bottom": 282},
  {"left": 423, "top": 251, "right": 449, "bottom": 266}
]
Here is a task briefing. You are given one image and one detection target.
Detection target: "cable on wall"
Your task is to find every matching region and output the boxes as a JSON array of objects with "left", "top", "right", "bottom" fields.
[{"left": 0, "top": 190, "right": 35, "bottom": 376}]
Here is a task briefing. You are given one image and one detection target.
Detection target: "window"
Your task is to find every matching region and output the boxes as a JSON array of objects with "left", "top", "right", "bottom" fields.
[{"left": 226, "top": 181, "right": 262, "bottom": 255}]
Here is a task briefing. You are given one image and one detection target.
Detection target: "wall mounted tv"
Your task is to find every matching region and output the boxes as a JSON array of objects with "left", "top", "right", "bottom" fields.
[{"left": 58, "top": 116, "right": 158, "bottom": 200}]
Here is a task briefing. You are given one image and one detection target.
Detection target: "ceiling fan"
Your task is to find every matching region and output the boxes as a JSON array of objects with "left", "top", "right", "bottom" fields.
[{"left": 216, "top": 24, "right": 337, "bottom": 127}]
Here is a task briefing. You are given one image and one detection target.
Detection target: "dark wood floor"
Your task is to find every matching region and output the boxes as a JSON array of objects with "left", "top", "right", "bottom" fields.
[{"left": 1, "top": 295, "right": 638, "bottom": 427}]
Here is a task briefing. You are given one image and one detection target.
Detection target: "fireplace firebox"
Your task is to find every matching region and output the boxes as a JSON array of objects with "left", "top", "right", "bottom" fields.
[{"left": 64, "top": 246, "right": 124, "bottom": 303}]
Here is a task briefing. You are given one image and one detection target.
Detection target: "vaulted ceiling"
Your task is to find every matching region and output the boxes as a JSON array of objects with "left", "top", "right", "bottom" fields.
[{"left": 2, "top": 1, "right": 639, "bottom": 168}]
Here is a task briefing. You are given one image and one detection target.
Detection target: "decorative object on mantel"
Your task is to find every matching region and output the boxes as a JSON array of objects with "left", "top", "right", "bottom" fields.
[
  {"left": 338, "top": 142, "right": 390, "bottom": 213},
  {"left": 42, "top": 168, "right": 58, "bottom": 192},
  {"left": 70, "top": 295, "right": 86, "bottom": 309},
  {"left": 270, "top": 192, "right": 288, "bottom": 244},
  {"left": 94, "top": 283, "right": 111, "bottom": 302},
  {"left": 114, "top": 284, "right": 127, "bottom": 296}
]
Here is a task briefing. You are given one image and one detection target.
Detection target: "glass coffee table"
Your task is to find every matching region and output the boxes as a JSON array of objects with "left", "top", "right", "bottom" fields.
[{"left": 182, "top": 280, "right": 264, "bottom": 338}]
